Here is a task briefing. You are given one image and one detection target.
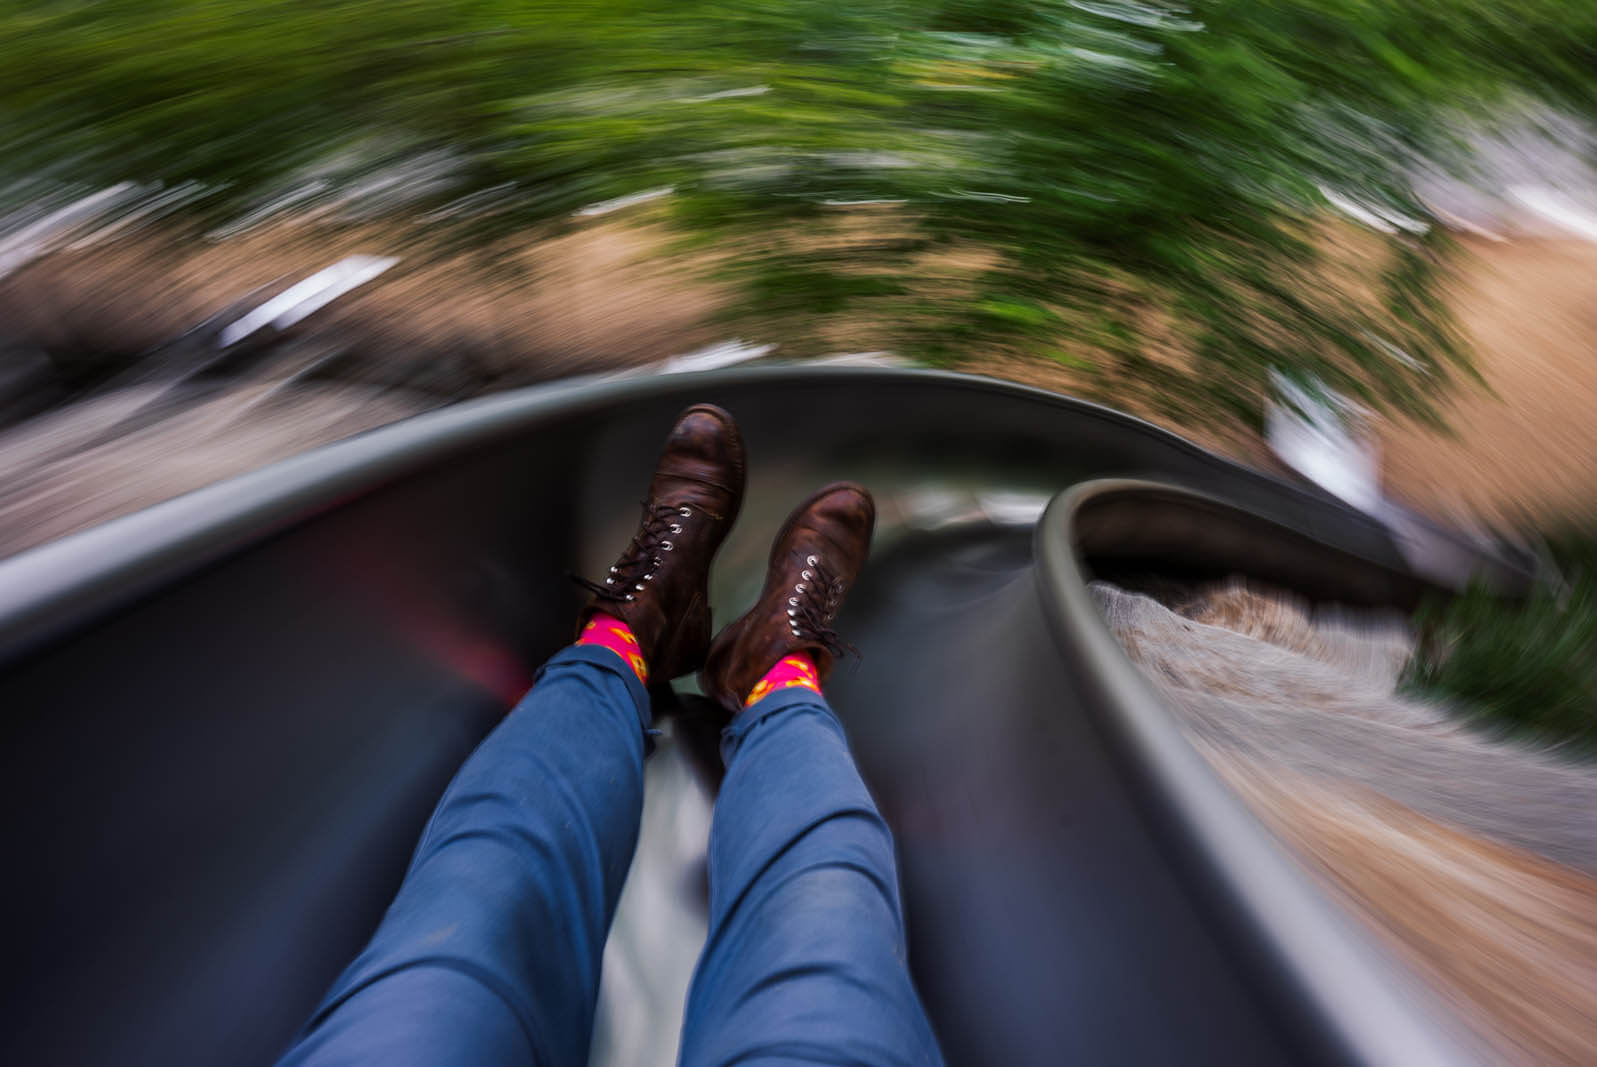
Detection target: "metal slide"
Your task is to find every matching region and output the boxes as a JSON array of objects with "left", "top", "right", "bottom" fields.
[{"left": 0, "top": 368, "right": 1530, "bottom": 1065}]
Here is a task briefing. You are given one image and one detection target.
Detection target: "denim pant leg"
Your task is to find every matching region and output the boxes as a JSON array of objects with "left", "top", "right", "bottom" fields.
[
  {"left": 678, "top": 688, "right": 943, "bottom": 1066},
  {"left": 279, "top": 644, "right": 651, "bottom": 1067}
]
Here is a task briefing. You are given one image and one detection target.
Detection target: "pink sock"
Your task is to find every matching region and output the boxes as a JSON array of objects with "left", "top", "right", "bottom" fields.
[
  {"left": 578, "top": 612, "right": 649, "bottom": 684},
  {"left": 744, "top": 652, "right": 822, "bottom": 708}
]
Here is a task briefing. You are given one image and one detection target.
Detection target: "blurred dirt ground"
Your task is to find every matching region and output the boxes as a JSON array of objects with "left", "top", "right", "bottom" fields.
[
  {"left": 1378, "top": 236, "right": 1597, "bottom": 530},
  {"left": 1, "top": 216, "right": 724, "bottom": 382},
  {"left": 961, "top": 234, "right": 1597, "bottom": 534},
  {"left": 0, "top": 218, "right": 726, "bottom": 557},
  {"left": 0, "top": 223, "right": 1593, "bottom": 559}
]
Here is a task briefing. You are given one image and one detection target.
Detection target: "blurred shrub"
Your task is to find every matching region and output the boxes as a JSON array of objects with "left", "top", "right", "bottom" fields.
[
  {"left": 3, "top": 0, "right": 1595, "bottom": 424},
  {"left": 1407, "top": 531, "right": 1597, "bottom": 755}
]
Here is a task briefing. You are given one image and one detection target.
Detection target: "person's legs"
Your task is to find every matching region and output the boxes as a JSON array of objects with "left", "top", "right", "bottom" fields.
[
  {"left": 280, "top": 404, "right": 747, "bottom": 1065},
  {"left": 685, "top": 484, "right": 943, "bottom": 1065},
  {"left": 679, "top": 686, "right": 943, "bottom": 1066},
  {"left": 282, "top": 644, "right": 651, "bottom": 1066}
]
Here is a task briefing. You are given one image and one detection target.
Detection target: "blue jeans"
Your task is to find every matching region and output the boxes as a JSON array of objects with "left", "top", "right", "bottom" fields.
[{"left": 279, "top": 644, "right": 943, "bottom": 1066}]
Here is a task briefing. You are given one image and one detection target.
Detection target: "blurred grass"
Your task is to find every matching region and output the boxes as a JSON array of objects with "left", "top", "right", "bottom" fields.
[
  {"left": 4, "top": 0, "right": 1597, "bottom": 427},
  {"left": 1406, "top": 530, "right": 1597, "bottom": 755}
]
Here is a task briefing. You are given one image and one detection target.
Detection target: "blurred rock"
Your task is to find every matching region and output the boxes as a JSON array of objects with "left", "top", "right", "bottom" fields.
[{"left": 0, "top": 344, "right": 64, "bottom": 429}]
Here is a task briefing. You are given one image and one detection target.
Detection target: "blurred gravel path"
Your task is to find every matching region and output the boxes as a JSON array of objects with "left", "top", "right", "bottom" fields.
[
  {"left": 0, "top": 383, "right": 423, "bottom": 557},
  {"left": 1096, "top": 579, "right": 1597, "bottom": 1064}
]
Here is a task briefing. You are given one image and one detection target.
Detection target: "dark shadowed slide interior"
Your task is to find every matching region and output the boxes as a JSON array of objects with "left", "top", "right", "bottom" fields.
[{"left": 0, "top": 368, "right": 1528, "bottom": 1066}]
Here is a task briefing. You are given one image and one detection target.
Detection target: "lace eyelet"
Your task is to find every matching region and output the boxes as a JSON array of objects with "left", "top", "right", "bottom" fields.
[
  {"left": 788, "top": 597, "right": 799, "bottom": 606},
  {"left": 605, "top": 577, "right": 614, "bottom": 585},
  {"left": 635, "top": 583, "right": 645, "bottom": 591},
  {"left": 678, "top": 505, "right": 692, "bottom": 517},
  {"left": 661, "top": 541, "right": 674, "bottom": 552},
  {"left": 670, "top": 523, "right": 682, "bottom": 534},
  {"left": 801, "top": 569, "right": 812, "bottom": 581},
  {"left": 626, "top": 594, "right": 636, "bottom": 602},
  {"left": 787, "top": 607, "right": 798, "bottom": 616}
]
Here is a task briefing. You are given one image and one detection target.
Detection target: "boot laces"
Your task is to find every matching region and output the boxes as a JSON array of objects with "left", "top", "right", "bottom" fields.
[
  {"left": 574, "top": 500, "right": 691, "bottom": 603},
  {"left": 787, "top": 554, "right": 858, "bottom": 660}
]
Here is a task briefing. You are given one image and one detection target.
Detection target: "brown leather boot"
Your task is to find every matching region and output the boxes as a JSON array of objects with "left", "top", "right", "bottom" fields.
[
  {"left": 699, "top": 482, "right": 875, "bottom": 712},
  {"left": 575, "top": 404, "right": 745, "bottom": 680}
]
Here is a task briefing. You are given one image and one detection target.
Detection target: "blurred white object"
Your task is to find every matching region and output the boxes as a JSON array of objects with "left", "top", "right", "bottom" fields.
[
  {"left": 574, "top": 186, "right": 674, "bottom": 218},
  {"left": 1317, "top": 185, "right": 1429, "bottom": 235},
  {"left": 1265, "top": 372, "right": 1382, "bottom": 514},
  {"left": 1508, "top": 185, "right": 1597, "bottom": 243},
  {"left": 978, "top": 490, "right": 1052, "bottom": 526},
  {"left": 809, "top": 350, "right": 911, "bottom": 367},
  {"left": 654, "top": 340, "right": 773, "bottom": 375},
  {"left": 1416, "top": 105, "right": 1597, "bottom": 241},
  {"left": 0, "top": 183, "right": 141, "bottom": 280},
  {"left": 218, "top": 254, "right": 399, "bottom": 348}
]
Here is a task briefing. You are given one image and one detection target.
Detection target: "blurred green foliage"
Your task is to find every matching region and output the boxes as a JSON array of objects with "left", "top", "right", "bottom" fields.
[
  {"left": 1406, "top": 531, "right": 1597, "bottom": 755},
  {"left": 3, "top": 0, "right": 1595, "bottom": 424}
]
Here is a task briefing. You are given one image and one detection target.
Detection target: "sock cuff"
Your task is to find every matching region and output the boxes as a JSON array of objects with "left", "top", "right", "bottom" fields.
[
  {"left": 744, "top": 652, "right": 821, "bottom": 707},
  {"left": 577, "top": 612, "right": 649, "bottom": 685}
]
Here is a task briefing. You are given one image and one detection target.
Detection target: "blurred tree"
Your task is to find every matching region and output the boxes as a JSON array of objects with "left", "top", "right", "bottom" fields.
[{"left": 2, "top": 0, "right": 1594, "bottom": 426}]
